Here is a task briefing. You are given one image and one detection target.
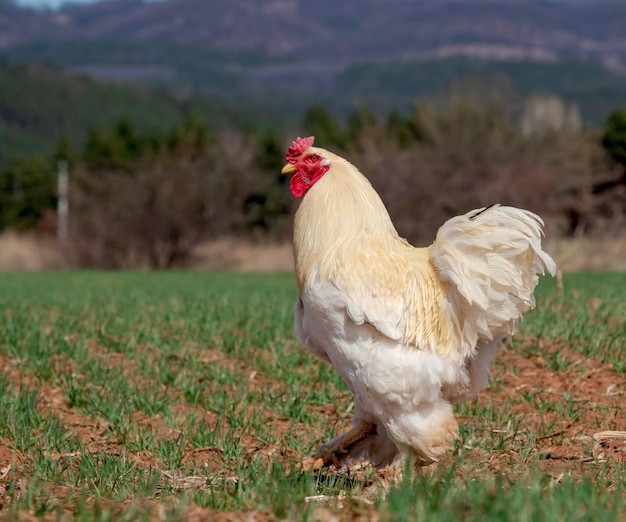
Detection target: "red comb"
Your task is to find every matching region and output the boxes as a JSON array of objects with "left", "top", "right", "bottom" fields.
[{"left": 286, "top": 136, "right": 315, "bottom": 164}]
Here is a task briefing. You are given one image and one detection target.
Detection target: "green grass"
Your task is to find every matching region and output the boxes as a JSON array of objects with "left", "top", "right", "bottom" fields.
[
  {"left": 0, "top": 271, "right": 624, "bottom": 520},
  {"left": 520, "top": 272, "right": 626, "bottom": 370}
]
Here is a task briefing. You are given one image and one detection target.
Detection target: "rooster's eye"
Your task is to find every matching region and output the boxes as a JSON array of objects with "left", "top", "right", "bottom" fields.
[{"left": 307, "top": 155, "right": 318, "bottom": 162}]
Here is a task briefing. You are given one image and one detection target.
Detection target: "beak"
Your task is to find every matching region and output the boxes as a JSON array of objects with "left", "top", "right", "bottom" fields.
[{"left": 281, "top": 163, "right": 297, "bottom": 175}]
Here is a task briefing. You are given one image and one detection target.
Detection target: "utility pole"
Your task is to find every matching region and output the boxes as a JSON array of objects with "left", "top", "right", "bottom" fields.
[{"left": 57, "top": 160, "right": 69, "bottom": 247}]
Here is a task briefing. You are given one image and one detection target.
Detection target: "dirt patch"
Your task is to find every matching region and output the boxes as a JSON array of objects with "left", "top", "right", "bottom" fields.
[
  {"left": 5, "top": 341, "right": 625, "bottom": 475},
  {"left": 183, "top": 507, "right": 275, "bottom": 522},
  {"left": 1, "top": 336, "right": 624, "bottom": 517},
  {"left": 457, "top": 343, "right": 626, "bottom": 482},
  {"left": 0, "top": 442, "right": 24, "bottom": 510},
  {"left": 497, "top": 346, "right": 624, "bottom": 423}
]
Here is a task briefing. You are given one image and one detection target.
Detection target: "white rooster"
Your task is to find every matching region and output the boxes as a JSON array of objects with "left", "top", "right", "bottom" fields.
[{"left": 281, "top": 136, "right": 556, "bottom": 472}]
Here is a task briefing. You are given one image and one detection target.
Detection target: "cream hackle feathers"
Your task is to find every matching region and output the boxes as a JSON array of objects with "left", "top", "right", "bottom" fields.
[{"left": 289, "top": 144, "right": 556, "bottom": 470}]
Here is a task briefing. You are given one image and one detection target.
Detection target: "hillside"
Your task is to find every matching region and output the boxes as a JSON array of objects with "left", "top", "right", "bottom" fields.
[
  {"left": 1, "top": 39, "right": 307, "bottom": 117},
  {"left": 1, "top": 0, "right": 625, "bottom": 137},
  {"left": 335, "top": 58, "right": 626, "bottom": 124},
  {"left": 3, "top": 1, "right": 626, "bottom": 72},
  {"left": 4, "top": 40, "right": 626, "bottom": 126},
  {"left": 0, "top": 60, "right": 268, "bottom": 165}
]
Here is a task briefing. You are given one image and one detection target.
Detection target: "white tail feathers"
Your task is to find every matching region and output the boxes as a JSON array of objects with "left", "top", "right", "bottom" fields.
[{"left": 429, "top": 205, "right": 556, "bottom": 357}]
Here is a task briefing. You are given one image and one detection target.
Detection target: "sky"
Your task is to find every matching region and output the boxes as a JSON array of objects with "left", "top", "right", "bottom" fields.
[
  {"left": 14, "top": 0, "right": 162, "bottom": 8},
  {"left": 15, "top": 0, "right": 105, "bottom": 7},
  {"left": 13, "top": 0, "right": 107, "bottom": 8}
]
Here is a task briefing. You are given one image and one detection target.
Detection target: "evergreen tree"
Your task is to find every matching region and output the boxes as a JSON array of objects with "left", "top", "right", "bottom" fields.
[
  {"left": 0, "top": 155, "right": 55, "bottom": 230},
  {"left": 245, "top": 129, "right": 291, "bottom": 234},
  {"left": 601, "top": 109, "right": 626, "bottom": 171},
  {"left": 386, "top": 110, "right": 425, "bottom": 148},
  {"left": 302, "top": 106, "right": 346, "bottom": 149},
  {"left": 347, "top": 108, "right": 378, "bottom": 145}
]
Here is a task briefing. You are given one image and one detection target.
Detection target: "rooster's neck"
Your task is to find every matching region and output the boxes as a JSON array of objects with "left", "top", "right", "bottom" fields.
[{"left": 292, "top": 158, "right": 400, "bottom": 291}]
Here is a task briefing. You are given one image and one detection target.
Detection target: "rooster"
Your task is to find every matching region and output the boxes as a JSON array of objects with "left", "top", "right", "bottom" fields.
[{"left": 281, "top": 136, "right": 556, "bottom": 473}]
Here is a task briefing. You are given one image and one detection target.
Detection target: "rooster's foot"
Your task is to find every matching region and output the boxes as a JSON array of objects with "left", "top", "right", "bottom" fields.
[{"left": 299, "top": 421, "right": 377, "bottom": 471}]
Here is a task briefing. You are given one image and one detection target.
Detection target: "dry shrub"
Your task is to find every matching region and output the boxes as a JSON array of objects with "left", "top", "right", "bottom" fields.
[
  {"left": 0, "top": 230, "right": 63, "bottom": 271},
  {"left": 64, "top": 95, "right": 624, "bottom": 269},
  {"left": 346, "top": 98, "right": 619, "bottom": 245},
  {"left": 68, "top": 133, "right": 264, "bottom": 269}
]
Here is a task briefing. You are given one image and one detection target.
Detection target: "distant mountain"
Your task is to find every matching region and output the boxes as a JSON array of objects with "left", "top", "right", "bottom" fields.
[
  {"left": 3, "top": 0, "right": 626, "bottom": 71},
  {"left": 1, "top": 0, "right": 626, "bottom": 124}
]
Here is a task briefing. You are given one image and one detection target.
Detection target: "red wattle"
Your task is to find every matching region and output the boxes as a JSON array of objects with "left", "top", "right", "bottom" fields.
[
  {"left": 290, "top": 172, "right": 308, "bottom": 198},
  {"left": 289, "top": 166, "right": 329, "bottom": 198}
]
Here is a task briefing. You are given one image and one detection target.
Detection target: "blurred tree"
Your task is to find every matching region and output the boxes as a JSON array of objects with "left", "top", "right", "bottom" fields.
[
  {"left": 301, "top": 106, "right": 346, "bottom": 149},
  {"left": 254, "top": 128, "right": 284, "bottom": 173},
  {"left": 54, "top": 137, "right": 75, "bottom": 165},
  {"left": 245, "top": 129, "right": 291, "bottom": 235},
  {"left": 69, "top": 121, "right": 275, "bottom": 268},
  {"left": 0, "top": 155, "right": 55, "bottom": 230},
  {"left": 601, "top": 109, "right": 626, "bottom": 172},
  {"left": 167, "top": 115, "right": 211, "bottom": 155},
  {"left": 592, "top": 109, "right": 626, "bottom": 230},
  {"left": 386, "top": 110, "right": 425, "bottom": 148},
  {"left": 347, "top": 108, "right": 378, "bottom": 146},
  {"left": 2, "top": 92, "right": 624, "bottom": 266},
  {"left": 83, "top": 118, "right": 149, "bottom": 172}
]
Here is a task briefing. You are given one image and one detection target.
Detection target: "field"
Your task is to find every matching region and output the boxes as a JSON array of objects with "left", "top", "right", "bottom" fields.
[{"left": 0, "top": 270, "right": 624, "bottom": 520}]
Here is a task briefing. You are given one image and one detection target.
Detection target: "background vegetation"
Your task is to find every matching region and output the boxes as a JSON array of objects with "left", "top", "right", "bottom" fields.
[
  {"left": 1, "top": 67, "right": 625, "bottom": 268},
  {"left": 5, "top": 40, "right": 626, "bottom": 124},
  {"left": 334, "top": 58, "right": 626, "bottom": 125},
  {"left": 1, "top": 7, "right": 626, "bottom": 270}
]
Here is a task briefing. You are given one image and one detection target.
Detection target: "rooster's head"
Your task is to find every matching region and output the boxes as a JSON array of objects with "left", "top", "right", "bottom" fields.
[{"left": 281, "top": 136, "right": 331, "bottom": 198}]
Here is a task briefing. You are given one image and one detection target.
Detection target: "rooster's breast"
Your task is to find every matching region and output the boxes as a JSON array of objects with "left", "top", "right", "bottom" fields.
[{"left": 295, "top": 282, "right": 469, "bottom": 423}]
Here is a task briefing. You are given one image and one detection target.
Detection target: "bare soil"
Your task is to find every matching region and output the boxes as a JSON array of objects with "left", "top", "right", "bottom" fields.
[
  {"left": 465, "top": 346, "right": 625, "bottom": 479},
  {"left": 0, "top": 338, "right": 624, "bottom": 520}
]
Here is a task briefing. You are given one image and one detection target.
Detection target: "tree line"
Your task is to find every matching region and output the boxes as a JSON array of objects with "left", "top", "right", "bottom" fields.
[{"left": 1, "top": 93, "right": 625, "bottom": 268}]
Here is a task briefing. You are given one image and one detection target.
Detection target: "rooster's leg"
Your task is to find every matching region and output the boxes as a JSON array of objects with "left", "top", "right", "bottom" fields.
[{"left": 300, "top": 421, "right": 377, "bottom": 471}]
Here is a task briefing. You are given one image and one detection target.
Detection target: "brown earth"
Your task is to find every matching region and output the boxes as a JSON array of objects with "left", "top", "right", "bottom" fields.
[
  {"left": 463, "top": 346, "right": 625, "bottom": 480},
  {"left": 0, "top": 338, "right": 624, "bottom": 519}
]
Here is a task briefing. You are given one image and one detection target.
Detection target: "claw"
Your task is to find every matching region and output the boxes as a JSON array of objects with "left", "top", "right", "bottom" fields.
[
  {"left": 299, "top": 456, "right": 326, "bottom": 471},
  {"left": 296, "top": 421, "right": 377, "bottom": 474}
]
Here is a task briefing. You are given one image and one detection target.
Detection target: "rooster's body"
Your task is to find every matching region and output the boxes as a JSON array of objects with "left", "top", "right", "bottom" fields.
[{"left": 282, "top": 137, "right": 556, "bottom": 471}]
